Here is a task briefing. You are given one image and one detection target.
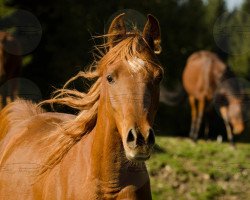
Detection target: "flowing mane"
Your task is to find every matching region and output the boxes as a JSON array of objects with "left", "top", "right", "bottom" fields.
[{"left": 38, "top": 30, "right": 162, "bottom": 174}]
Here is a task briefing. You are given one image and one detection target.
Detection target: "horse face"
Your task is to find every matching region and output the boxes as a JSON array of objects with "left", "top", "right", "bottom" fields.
[
  {"left": 100, "top": 13, "right": 162, "bottom": 162},
  {"left": 104, "top": 58, "right": 162, "bottom": 161},
  {"left": 228, "top": 100, "right": 244, "bottom": 134}
]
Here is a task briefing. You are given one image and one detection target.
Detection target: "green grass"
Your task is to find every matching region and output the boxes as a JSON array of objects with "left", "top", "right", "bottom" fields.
[{"left": 147, "top": 136, "right": 250, "bottom": 200}]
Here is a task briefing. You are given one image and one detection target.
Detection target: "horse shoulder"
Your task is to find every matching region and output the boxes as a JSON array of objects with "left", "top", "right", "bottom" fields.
[
  {"left": 38, "top": 128, "right": 94, "bottom": 199},
  {"left": 0, "top": 101, "right": 78, "bottom": 199}
]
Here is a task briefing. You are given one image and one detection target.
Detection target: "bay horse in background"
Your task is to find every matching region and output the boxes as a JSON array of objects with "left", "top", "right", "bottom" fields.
[
  {"left": 0, "top": 31, "right": 21, "bottom": 110},
  {"left": 183, "top": 50, "right": 244, "bottom": 144},
  {"left": 0, "top": 14, "right": 163, "bottom": 199}
]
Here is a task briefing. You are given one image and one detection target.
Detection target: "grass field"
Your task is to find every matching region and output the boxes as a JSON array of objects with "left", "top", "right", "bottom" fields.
[{"left": 147, "top": 136, "right": 250, "bottom": 200}]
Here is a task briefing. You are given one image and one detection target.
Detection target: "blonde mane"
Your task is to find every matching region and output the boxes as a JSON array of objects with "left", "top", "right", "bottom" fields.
[{"left": 38, "top": 31, "right": 162, "bottom": 174}]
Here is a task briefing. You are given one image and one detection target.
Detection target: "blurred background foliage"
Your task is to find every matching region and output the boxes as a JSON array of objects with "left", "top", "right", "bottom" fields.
[{"left": 0, "top": 0, "right": 250, "bottom": 137}]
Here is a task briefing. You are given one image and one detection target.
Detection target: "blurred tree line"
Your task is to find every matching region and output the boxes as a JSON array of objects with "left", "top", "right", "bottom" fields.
[{"left": 0, "top": 0, "right": 250, "bottom": 135}]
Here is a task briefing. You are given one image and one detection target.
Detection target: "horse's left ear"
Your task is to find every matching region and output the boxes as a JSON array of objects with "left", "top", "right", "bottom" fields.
[
  {"left": 107, "top": 13, "right": 126, "bottom": 48},
  {"left": 143, "top": 14, "right": 161, "bottom": 54}
]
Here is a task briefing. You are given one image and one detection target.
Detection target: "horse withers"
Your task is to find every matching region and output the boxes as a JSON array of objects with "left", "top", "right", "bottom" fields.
[
  {"left": 0, "top": 13, "right": 163, "bottom": 199},
  {"left": 0, "top": 31, "right": 21, "bottom": 110},
  {"left": 182, "top": 50, "right": 244, "bottom": 144}
]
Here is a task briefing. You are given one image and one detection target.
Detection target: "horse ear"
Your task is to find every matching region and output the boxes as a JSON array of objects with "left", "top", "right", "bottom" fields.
[
  {"left": 143, "top": 14, "right": 161, "bottom": 54},
  {"left": 107, "top": 13, "right": 126, "bottom": 48}
]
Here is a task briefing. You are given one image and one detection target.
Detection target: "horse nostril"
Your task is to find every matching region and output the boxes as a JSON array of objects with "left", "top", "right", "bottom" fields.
[
  {"left": 127, "top": 129, "right": 137, "bottom": 148},
  {"left": 147, "top": 128, "right": 155, "bottom": 146}
]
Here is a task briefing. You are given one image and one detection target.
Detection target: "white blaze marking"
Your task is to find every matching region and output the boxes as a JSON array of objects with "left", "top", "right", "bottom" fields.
[{"left": 127, "top": 57, "right": 145, "bottom": 73}]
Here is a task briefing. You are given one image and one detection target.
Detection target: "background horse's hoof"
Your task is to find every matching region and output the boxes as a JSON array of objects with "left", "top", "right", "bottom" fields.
[
  {"left": 189, "top": 136, "right": 198, "bottom": 143},
  {"left": 230, "top": 142, "right": 236, "bottom": 150},
  {"left": 216, "top": 135, "right": 223, "bottom": 143}
]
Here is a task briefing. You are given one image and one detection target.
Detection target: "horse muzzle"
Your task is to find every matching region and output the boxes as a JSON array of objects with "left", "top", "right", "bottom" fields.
[{"left": 124, "top": 127, "right": 155, "bottom": 162}]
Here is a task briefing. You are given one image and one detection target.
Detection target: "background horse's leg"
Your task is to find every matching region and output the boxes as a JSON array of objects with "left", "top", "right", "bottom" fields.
[
  {"left": 220, "top": 107, "right": 234, "bottom": 146},
  {"left": 189, "top": 95, "right": 197, "bottom": 139},
  {"left": 0, "top": 94, "right": 2, "bottom": 110},
  {"left": 193, "top": 98, "right": 205, "bottom": 141},
  {"left": 10, "top": 78, "right": 18, "bottom": 102},
  {"left": 204, "top": 101, "right": 212, "bottom": 141},
  {"left": 204, "top": 116, "right": 209, "bottom": 140},
  {"left": 2, "top": 84, "right": 7, "bottom": 108},
  {"left": 6, "top": 96, "right": 11, "bottom": 104}
]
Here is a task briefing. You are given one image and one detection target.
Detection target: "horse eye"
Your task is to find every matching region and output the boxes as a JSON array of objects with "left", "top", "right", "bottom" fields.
[{"left": 106, "top": 75, "right": 114, "bottom": 83}]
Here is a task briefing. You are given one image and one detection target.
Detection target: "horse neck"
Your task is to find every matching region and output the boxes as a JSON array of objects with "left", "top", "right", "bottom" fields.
[
  {"left": 89, "top": 92, "right": 147, "bottom": 196},
  {"left": 90, "top": 95, "right": 126, "bottom": 188}
]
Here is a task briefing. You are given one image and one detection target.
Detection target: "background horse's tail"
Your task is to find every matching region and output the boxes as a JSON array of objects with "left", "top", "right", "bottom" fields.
[
  {"left": 160, "top": 83, "right": 187, "bottom": 106},
  {"left": 0, "top": 99, "right": 44, "bottom": 140}
]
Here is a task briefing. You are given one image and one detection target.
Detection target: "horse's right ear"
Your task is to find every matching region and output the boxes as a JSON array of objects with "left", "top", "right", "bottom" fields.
[
  {"left": 143, "top": 14, "right": 161, "bottom": 54},
  {"left": 107, "top": 13, "right": 126, "bottom": 49}
]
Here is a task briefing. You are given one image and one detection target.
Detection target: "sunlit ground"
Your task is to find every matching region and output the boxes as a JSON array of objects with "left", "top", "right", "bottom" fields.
[{"left": 147, "top": 136, "right": 250, "bottom": 200}]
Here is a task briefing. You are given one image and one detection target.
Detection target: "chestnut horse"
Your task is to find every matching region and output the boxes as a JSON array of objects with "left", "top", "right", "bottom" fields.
[
  {"left": 0, "top": 14, "right": 163, "bottom": 199},
  {"left": 0, "top": 31, "right": 21, "bottom": 110},
  {"left": 183, "top": 51, "right": 244, "bottom": 144}
]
